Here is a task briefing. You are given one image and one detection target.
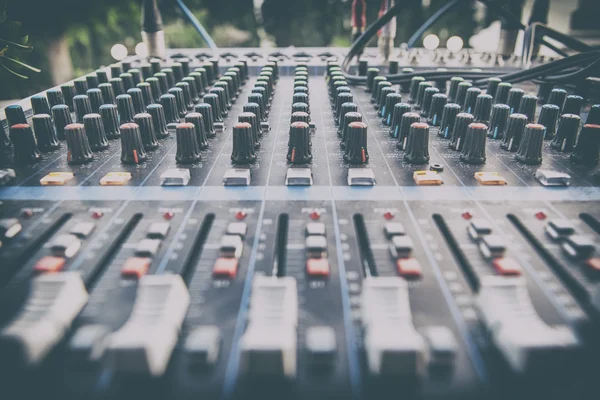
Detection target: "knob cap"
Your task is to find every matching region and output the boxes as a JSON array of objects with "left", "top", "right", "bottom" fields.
[
  {"left": 176, "top": 122, "right": 201, "bottom": 164},
  {"left": 463, "top": 87, "right": 482, "bottom": 114},
  {"left": 460, "top": 123, "right": 487, "bottom": 164},
  {"left": 516, "top": 123, "right": 545, "bottom": 165},
  {"left": 287, "top": 121, "right": 312, "bottom": 164},
  {"left": 376, "top": 87, "right": 394, "bottom": 113},
  {"left": 570, "top": 124, "right": 600, "bottom": 167},
  {"left": 87, "top": 89, "right": 104, "bottom": 113},
  {"left": 586, "top": 104, "right": 600, "bottom": 125},
  {"left": 99, "top": 104, "right": 121, "bottom": 139},
  {"left": 127, "top": 88, "right": 145, "bottom": 115},
  {"left": 409, "top": 76, "right": 425, "bottom": 103},
  {"left": 390, "top": 103, "right": 412, "bottom": 138},
  {"left": 447, "top": 77, "right": 464, "bottom": 103},
  {"left": 83, "top": 114, "right": 109, "bottom": 151},
  {"left": 145, "top": 77, "right": 162, "bottom": 100},
  {"left": 47, "top": 89, "right": 65, "bottom": 108},
  {"left": 182, "top": 77, "right": 200, "bottom": 103},
  {"left": 109, "top": 78, "right": 125, "bottom": 96},
  {"left": 242, "top": 103, "right": 263, "bottom": 127},
  {"left": 215, "top": 81, "right": 233, "bottom": 107},
  {"left": 428, "top": 93, "right": 447, "bottom": 126},
  {"left": 119, "top": 73, "right": 134, "bottom": 92},
  {"left": 169, "top": 87, "right": 189, "bottom": 119},
  {"left": 120, "top": 123, "right": 147, "bottom": 164},
  {"left": 98, "top": 83, "right": 117, "bottom": 105},
  {"left": 292, "top": 102, "right": 310, "bottom": 116},
  {"left": 51, "top": 104, "right": 73, "bottom": 140},
  {"left": 184, "top": 112, "right": 209, "bottom": 150},
  {"left": 488, "top": 104, "right": 510, "bottom": 139},
  {"left": 5, "top": 104, "right": 27, "bottom": 127},
  {"left": 366, "top": 68, "right": 380, "bottom": 92},
  {"left": 60, "top": 84, "right": 76, "bottom": 109},
  {"left": 232, "top": 122, "right": 257, "bottom": 164},
  {"left": 116, "top": 94, "right": 136, "bottom": 124},
  {"left": 248, "top": 94, "right": 267, "bottom": 119},
  {"left": 519, "top": 95, "right": 538, "bottom": 123},
  {"left": 160, "top": 94, "right": 180, "bottom": 124},
  {"left": 32, "top": 114, "right": 59, "bottom": 152},
  {"left": 455, "top": 82, "right": 473, "bottom": 109},
  {"left": 502, "top": 113, "right": 528, "bottom": 152},
  {"left": 291, "top": 111, "right": 310, "bottom": 125},
  {"left": 204, "top": 94, "right": 224, "bottom": 122},
  {"left": 486, "top": 77, "right": 502, "bottom": 98},
  {"left": 404, "top": 122, "right": 430, "bottom": 164},
  {"left": 381, "top": 94, "right": 401, "bottom": 125},
  {"left": 494, "top": 82, "right": 512, "bottom": 105},
  {"left": 177, "top": 81, "right": 196, "bottom": 109},
  {"left": 146, "top": 104, "right": 169, "bottom": 139},
  {"left": 340, "top": 112, "right": 363, "bottom": 149},
  {"left": 563, "top": 95, "right": 583, "bottom": 116},
  {"left": 551, "top": 114, "right": 580, "bottom": 152},
  {"left": 337, "top": 103, "right": 358, "bottom": 132},
  {"left": 450, "top": 113, "right": 474, "bottom": 151},
  {"left": 134, "top": 113, "right": 159, "bottom": 150},
  {"left": 238, "top": 112, "right": 260, "bottom": 149},
  {"left": 439, "top": 103, "right": 461, "bottom": 139},
  {"left": 137, "top": 82, "right": 155, "bottom": 107},
  {"left": 73, "top": 95, "right": 92, "bottom": 123},
  {"left": 65, "top": 123, "right": 93, "bottom": 164},
  {"left": 195, "top": 103, "right": 216, "bottom": 137},
  {"left": 537, "top": 104, "right": 560, "bottom": 140},
  {"left": 31, "top": 95, "right": 52, "bottom": 116},
  {"left": 9, "top": 124, "right": 41, "bottom": 165},
  {"left": 415, "top": 82, "right": 433, "bottom": 109},
  {"left": 507, "top": 88, "right": 524, "bottom": 114},
  {"left": 344, "top": 121, "right": 369, "bottom": 164},
  {"left": 335, "top": 93, "right": 354, "bottom": 123},
  {"left": 153, "top": 73, "right": 168, "bottom": 95},
  {"left": 474, "top": 94, "right": 493, "bottom": 123},
  {"left": 160, "top": 68, "right": 175, "bottom": 88},
  {"left": 293, "top": 92, "right": 310, "bottom": 109},
  {"left": 547, "top": 88, "right": 567, "bottom": 110},
  {"left": 421, "top": 87, "right": 440, "bottom": 117},
  {"left": 397, "top": 112, "right": 421, "bottom": 150}
]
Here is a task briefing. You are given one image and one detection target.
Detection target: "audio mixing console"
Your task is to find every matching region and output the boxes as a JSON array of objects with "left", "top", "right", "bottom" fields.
[{"left": 0, "top": 47, "right": 600, "bottom": 400}]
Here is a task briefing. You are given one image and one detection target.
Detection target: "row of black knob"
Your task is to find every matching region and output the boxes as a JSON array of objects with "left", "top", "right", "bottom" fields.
[
  {"left": 286, "top": 64, "right": 313, "bottom": 164},
  {"left": 328, "top": 61, "right": 369, "bottom": 164}
]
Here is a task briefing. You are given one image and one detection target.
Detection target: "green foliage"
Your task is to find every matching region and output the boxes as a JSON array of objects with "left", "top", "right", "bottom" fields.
[{"left": 0, "top": 0, "right": 39, "bottom": 80}]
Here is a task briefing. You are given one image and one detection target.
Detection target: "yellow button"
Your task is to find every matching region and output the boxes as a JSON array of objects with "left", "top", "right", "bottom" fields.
[
  {"left": 40, "top": 172, "right": 74, "bottom": 186},
  {"left": 413, "top": 170, "right": 443, "bottom": 185},
  {"left": 474, "top": 172, "right": 507, "bottom": 185},
  {"left": 100, "top": 172, "right": 132, "bottom": 186}
]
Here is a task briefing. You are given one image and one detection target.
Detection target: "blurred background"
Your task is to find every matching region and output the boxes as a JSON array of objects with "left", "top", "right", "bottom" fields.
[{"left": 0, "top": 0, "right": 598, "bottom": 101}]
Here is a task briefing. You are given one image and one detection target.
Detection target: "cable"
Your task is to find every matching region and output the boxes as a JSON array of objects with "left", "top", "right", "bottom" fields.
[
  {"left": 174, "top": 0, "right": 218, "bottom": 52},
  {"left": 406, "top": 0, "right": 462, "bottom": 48}
]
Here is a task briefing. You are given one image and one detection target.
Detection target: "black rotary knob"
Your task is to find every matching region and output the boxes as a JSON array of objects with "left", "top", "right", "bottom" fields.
[
  {"left": 217, "top": 79, "right": 234, "bottom": 105},
  {"left": 450, "top": 113, "right": 474, "bottom": 151},
  {"left": 447, "top": 77, "right": 464, "bottom": 103},
  {"left": 119, "top": 73, "right": 134, "bottom": 92},
  {"left": 176, "top": 122, "right": 201, "bottom": 164},
  {"left": 153, "top": 73, "right": 169, "bottom": 95},
  {"left": 32, "top": 114, "right": 59, "bottom": 151},
  {"left": 340, "top": 112, "right": 363, "bottom": 149},
  {"left": 185, "top": 112, "right": 209, "bottom": 150},
  {"left": 5, "top": 104, "right": 27, "bottom": 127},
  {"left": 455, "top": 82, "right": 473, "bottom": 110},
  {"left": 292, "top": 102, "right": 310, "bottom": 116},
  {"left": 195, "top": 103, "right": 216, "bottom": 138},
  {"left": 127, "top": 69, "right": 142, "bottom": 86},
  {"left": 390, "top": 103, "right": 412, "bottom": 138},
  {"left": 238, "top": 112, "right": 260, "bottom": 149},
  {"left": 177, "top": 81, "right": 195, "bottom": 110},
  {"left": 415, "top": 82, "right": 433, "bottom": 110},
  {"left": 519, "top": 95, "right": 538, "bottom": 123},
  {"left": 75, "top": 78, "right": 89, "bottom": 93},
  {"left": 382, "top": 94, "right": 402, "bottom": 125},
  {"left": 287, "top": 121, "right": 312, "bottom": 164},
  {"left": 65, "top": 123, "right": 93, "bottom": 164},
  {"left": 110, "top": 77, "right": 125, "bottom": 96},
  {"left": 337, "top": 103, "right": 358, "bottom": 131},
  {"left": 134, "top": 113, "right": 159, "bottom": 150},
  {"left": 537, "top": 104, "right": 560, "bottom": 140},
  {"left": 232, "top": 122, "right": 257, "bottom": 164},
  {"left": 570, "top": 124, "right": 600, "bottom": 167},
  {"left": 204, "top": 94, "right": 224, "bottom": 122},
  {"left": 293, "top": 92, "right": 310, "bottom": 109},
  {"left": 537, "top": 82, "right": 553, "bottom": 103},
  {"left": 409, "top": 76, "right": 425, "bottom": 103},
  {"left": 404, "top": 122, "right": 430, "bottom": 164},
  {"left": 99, "top": 104, "right": 121, "bottom": 139},
  {"left": 551, "top": 114, "right": 580, "bottom": 152},
  {"left": 421, "top": 87, "right": 440, "bottom": 117},
  {"left": 376, "top": 87, "right": 394, "bottom": 112},
  {"left": 586, "top": 105, "right": 600, "bottom": 125},
  {"left": 116, "top": 94, "right": 136, "bottom": 124},
  {"left": 439, "top": 103, "right": 461, "bottom": 139},
  {"left": 147, "top": 104, "right": 169, "bottom": 139},
  {"left": 127, "top": 88, "right": 145, "bottom": 115},
  {"left": 488, "top": 104, "right": 510, "bottom": 139},
  {"left": 516, "top": 123, "right": 545, "bottom": 165},
  {"left": 160, "top": 68, "right": 175, "bottom": 88},
  {"left": 9, "top": 124, "right": 41, "bottom": 165},
  {"left": 397, "top": 112, "right": 421, "bottom": 150},
  {"left": 169, "top": 87, "right": 188, "bottom": 119},
  {"left": 160, "top": 94, "right": 180, "bottom": 124},
  {"left": 502, "top": 113, "right": 528, "bottom": 151},
  {"left": 96, "top": 69, "right": 109, "bottom": 84},
  {"left": 98, "top": 83, "right": 117, "bottom": 105},
  {"left": 291, "top": 111, "right": 310, "bottom": 125},
  {"left": 460, "top": 123, "right": 487, "bottom": 164},
  {"left": 87, "top": 89, "right": 104, "bottom": 113},
  {"left": 507, "top": 88, "right": 524, "bottom": 114},
  {"left": 73, "top": 95, "right": 92, "bottom": 123},
  {"left": 51, "top": 104, "right": 73, "bottom": 140},
  {"left": 463, "top": 87, "right": 482, "bottom": 114},
  {"left": 563, "top": 95, "right": 583, "bottom": 116},
  {"left": 295, "top": 86, "right": 309, "bottom": 96},
  {"left": 47, "top": 89, "right": 65, "bottom": 108},
  {"left": 120, "top": 123, "right": 147, "bottom": 164},
  {"left": 137, "top": 82, "right": 155, "bottom": 107},
  {"left": 474, "top": 94, "right": 493, "bottom": 123},
  {"left": 243, "top": 103, "right": 264, "bottom": 127},
  {"left": 61, "top": 84, "right": 76, "bottom": 109},
  {"left": 494, "top": 82, "right": 512, "bottom": 105},
  {"left": 210, "top": 86, "right": 230, "bottom": 115},
  {"left": 248, "top": 94, "right": 267, "bottom": 118},
  {"left": 110, "top": 63, "right": 123, "bottom": 78},
  {"left": 31, "top": 95, "right": 52, "bottom": 116},
  {"left": 145, "top": 77, "right": 162, "bottom": 100},
  {"left": 335, "top": 93, "right": 354, "bottom": 123},
  {"left": 182, "top": 77, "right": 200, "bottom": 103},
  {"left": 428, "top": 93, "right": 447, "bottom": 126},
  {"left": 83, "top": 114, "right": 109, "bottom": 151},
  {"left": 547, "top": 88, "right": 567, "bottom": 110},
  {"left": 366, "top": 68, "right": 380, "bottom": 92},
  {"left": 344, "top": 121, "right": 369, "bottom": 164},
  {"left": 486, "top": 77, "right": 502, "bottom": 98}
]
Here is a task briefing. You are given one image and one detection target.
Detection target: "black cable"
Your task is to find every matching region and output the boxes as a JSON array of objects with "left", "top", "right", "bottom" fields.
[{"left": 406, "top": 0, "right": 463, "bottom": 48}]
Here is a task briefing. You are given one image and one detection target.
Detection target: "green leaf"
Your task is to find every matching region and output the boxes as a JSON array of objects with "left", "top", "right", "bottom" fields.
[
  {"left": 0, "top": 37, "right": 32, "bottom": 51},
  {"left": 0, "top": 61, "right": 29, "bottom": 79},
  {"left": 0, "top": 55, "right": 40, "bottom": 72}
]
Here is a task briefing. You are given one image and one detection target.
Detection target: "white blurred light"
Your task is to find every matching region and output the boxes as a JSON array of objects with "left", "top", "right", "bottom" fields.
[
  {"left": 135, "top": 42, "right": 148, "bottom": 58},
  {"left": 447, "top": 36, "right": 464, "bottom": 52},
  {"left": 111, "top": 44, "right": 128, "bottom": 61},
  {"left": 423, "top": 34, "right": 440, "bottom": 50}
]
